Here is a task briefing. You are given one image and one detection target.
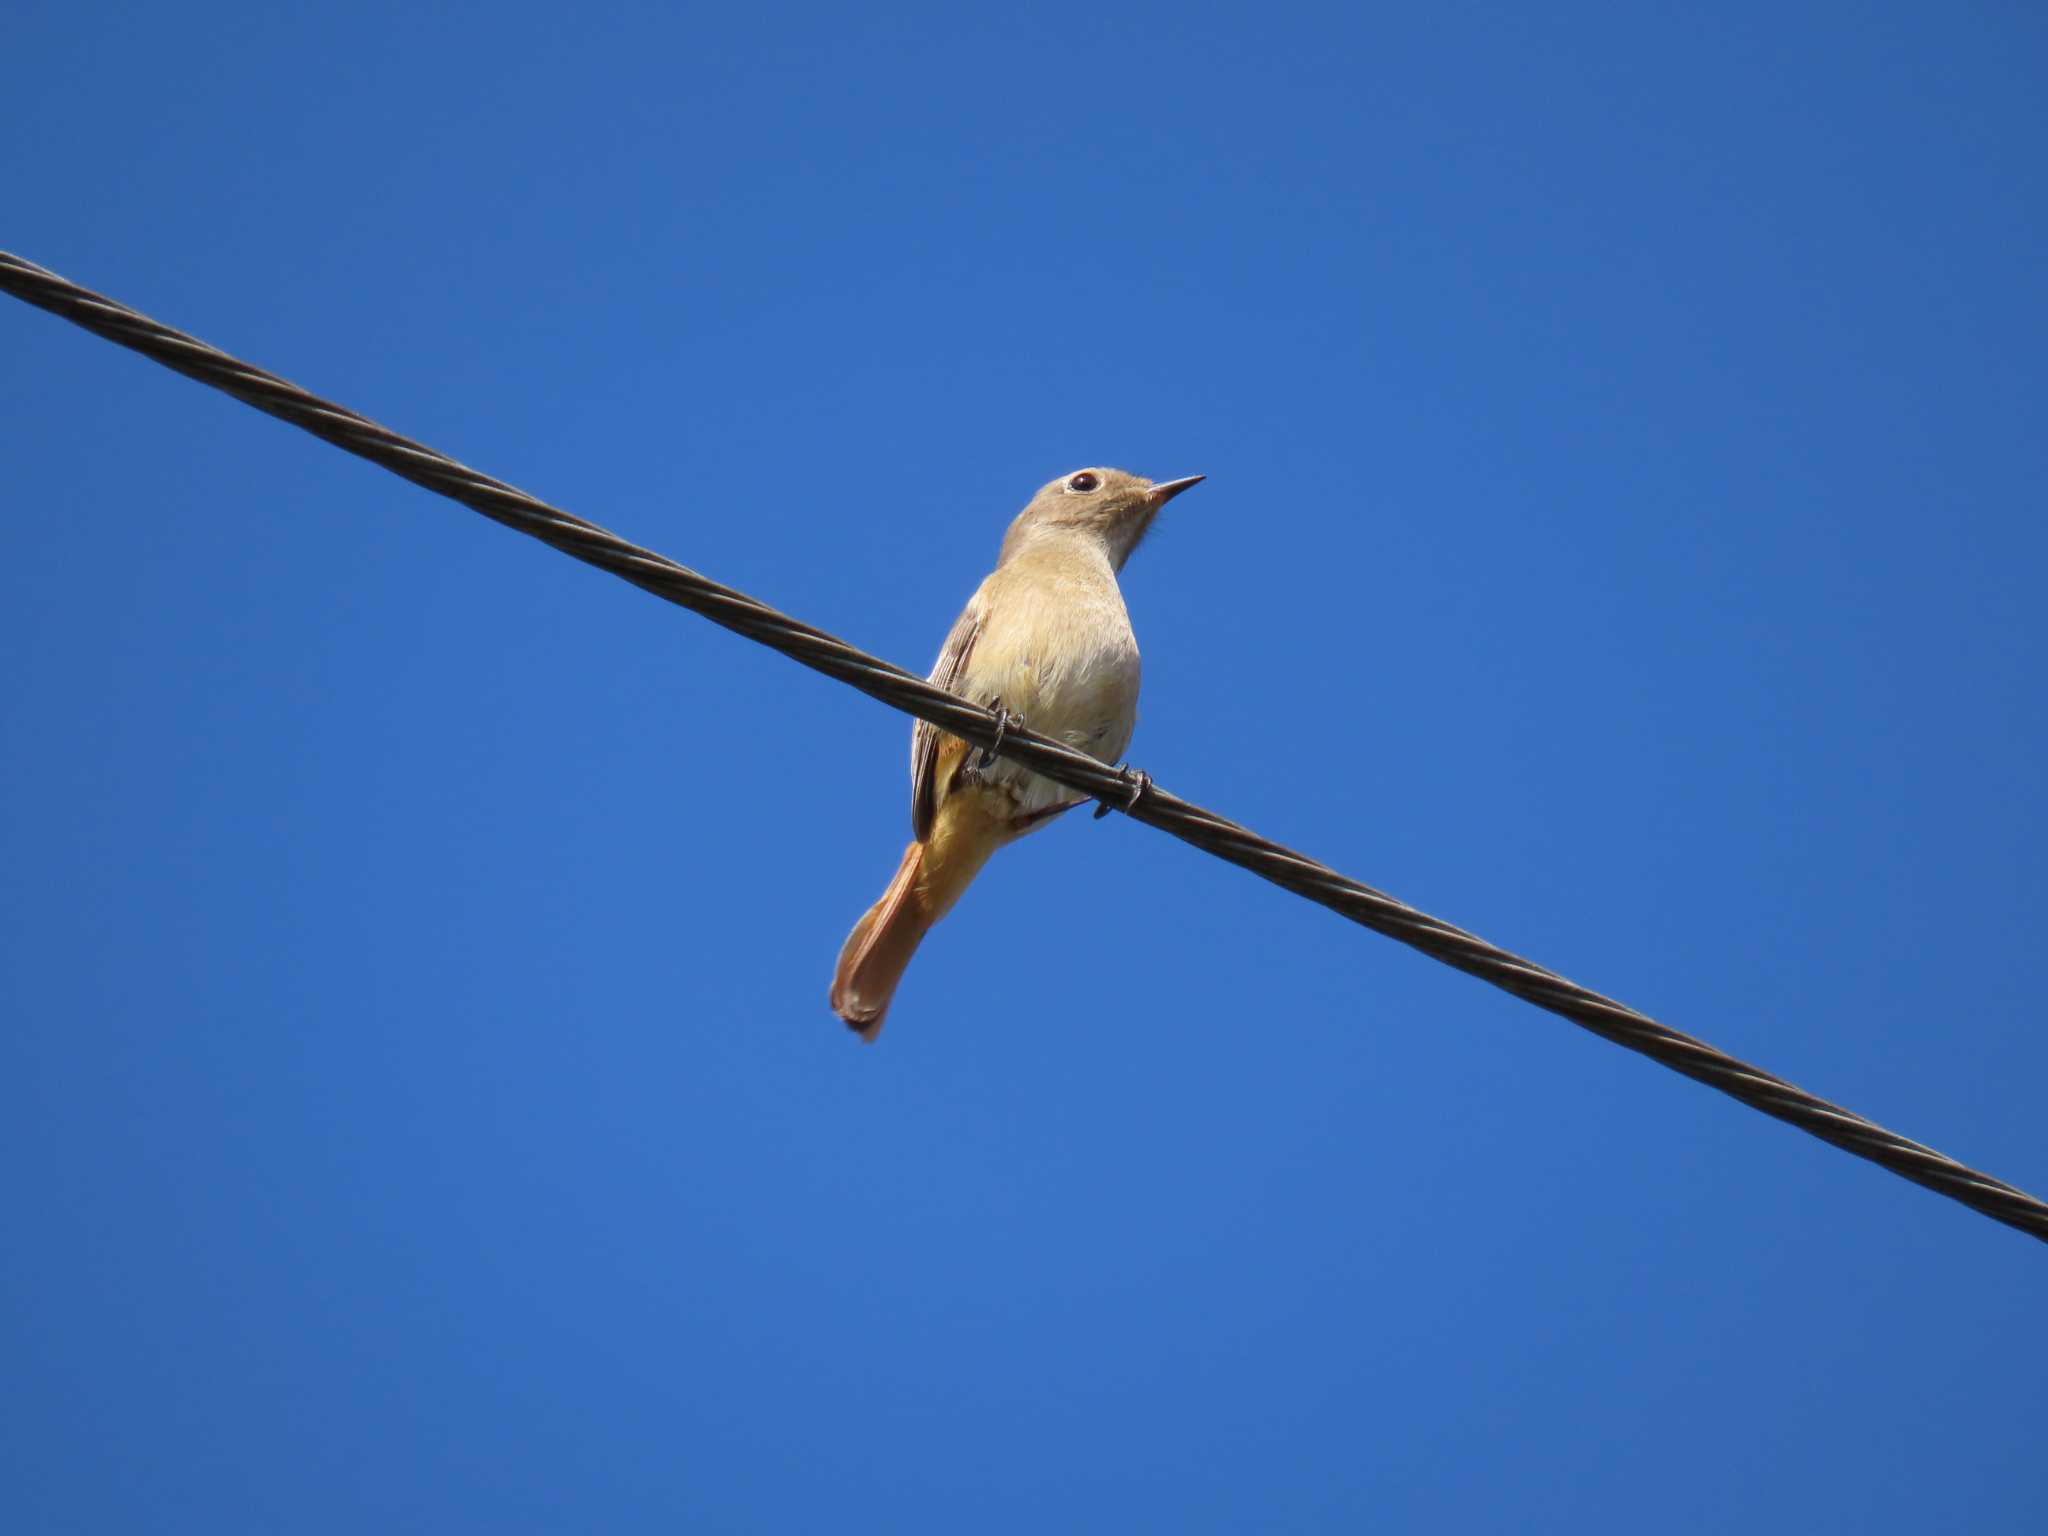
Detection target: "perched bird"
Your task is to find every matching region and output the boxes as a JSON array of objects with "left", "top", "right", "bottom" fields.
[{"left": 829, "top": 466, "right": 1203, "bottom": 1040}]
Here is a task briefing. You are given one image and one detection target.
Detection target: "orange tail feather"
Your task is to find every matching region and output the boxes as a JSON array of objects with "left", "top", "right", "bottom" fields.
[
  {"left": 830, "top": 794, "right": 1011, "bottom": 1040},
  {"left": 830, "top": 842, "right": 931, "bottom": 1041}
]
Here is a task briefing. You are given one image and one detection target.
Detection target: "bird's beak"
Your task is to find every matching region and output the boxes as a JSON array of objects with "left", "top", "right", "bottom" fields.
[{"left": 1147, "top": 474, "right": 1205, "bottom": 506}]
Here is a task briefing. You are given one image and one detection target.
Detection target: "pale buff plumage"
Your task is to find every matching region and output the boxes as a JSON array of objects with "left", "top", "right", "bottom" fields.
[{"left": 829, "top": 466, "right": 1202, "bottom": 1040}]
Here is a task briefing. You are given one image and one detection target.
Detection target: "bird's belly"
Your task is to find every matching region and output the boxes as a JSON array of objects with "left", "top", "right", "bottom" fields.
[{"left": 979, "top": 641, "right": 1139, "bottom": 815}]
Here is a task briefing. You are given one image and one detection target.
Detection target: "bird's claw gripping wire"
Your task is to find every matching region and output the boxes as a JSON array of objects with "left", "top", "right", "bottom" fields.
[
  {"left": 977, "top": 701, "right": 1020, "bottom": 769},
  {"left": 1094, "top": 764, "right": 1151, "bottom": 819}
]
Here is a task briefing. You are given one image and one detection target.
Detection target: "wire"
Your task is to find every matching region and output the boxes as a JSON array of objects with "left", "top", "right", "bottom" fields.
[{"left": 4, "top": 248, "right": 2042, "bottom": 1246}]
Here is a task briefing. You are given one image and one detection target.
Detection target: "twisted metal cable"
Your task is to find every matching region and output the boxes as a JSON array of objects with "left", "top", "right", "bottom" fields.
[{"left": 5, "top": 248, "right": 2041, "bottom": 1245}]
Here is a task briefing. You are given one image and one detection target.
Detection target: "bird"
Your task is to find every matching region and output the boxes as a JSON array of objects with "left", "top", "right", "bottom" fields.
[{"left": 829, "top": 466, "right": 1203, "bottom": 1040}]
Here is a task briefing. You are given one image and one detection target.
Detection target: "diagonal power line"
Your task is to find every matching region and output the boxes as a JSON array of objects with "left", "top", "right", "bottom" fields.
[{"left": 4, "top": 249, "right": 2041, "bottom": 1246}]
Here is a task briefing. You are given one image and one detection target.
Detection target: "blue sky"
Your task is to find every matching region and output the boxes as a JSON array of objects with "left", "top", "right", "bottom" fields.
[{"left": 4, "top": 2, "right": 2044, "bottom": 1530}]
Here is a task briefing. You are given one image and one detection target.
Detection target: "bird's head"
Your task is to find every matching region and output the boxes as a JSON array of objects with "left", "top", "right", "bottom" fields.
[{"left": 1003, "top": 467, "right": 1204, "bottom": 569}]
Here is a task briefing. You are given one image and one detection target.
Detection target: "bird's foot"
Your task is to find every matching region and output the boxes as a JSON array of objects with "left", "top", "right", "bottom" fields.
[
  {"left": 1094, "top": 764, "right": 1152, "bottom": 819},
  {"left": 977, "top": 700, "right": 1022, "bottom": 770}
]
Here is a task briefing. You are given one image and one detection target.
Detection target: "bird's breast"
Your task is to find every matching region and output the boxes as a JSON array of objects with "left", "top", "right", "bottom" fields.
[
  {"left": 971, "top": 583, "right": 1137, "bottom": 739},
  {"left": 957, "top": 562, "right": 1141, "bottom": 816}
]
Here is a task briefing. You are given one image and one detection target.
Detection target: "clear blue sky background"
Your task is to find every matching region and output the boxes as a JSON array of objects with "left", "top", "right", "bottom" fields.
[{"left": 4, "top": 3, "right": 2043, "bottom": 1530}]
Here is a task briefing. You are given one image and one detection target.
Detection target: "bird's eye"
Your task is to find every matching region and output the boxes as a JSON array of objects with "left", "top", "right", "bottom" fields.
[{"left": 1066, "top": 471, "right": 1101, "bottom": 493}]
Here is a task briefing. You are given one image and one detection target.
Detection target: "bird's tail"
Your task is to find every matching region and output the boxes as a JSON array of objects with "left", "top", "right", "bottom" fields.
[
  {"left": 830, "top": 841, "right": 935, "bottom": 1041},
  {"left": 830, "top": 804, "right": 1007, "bottom": 1040}
]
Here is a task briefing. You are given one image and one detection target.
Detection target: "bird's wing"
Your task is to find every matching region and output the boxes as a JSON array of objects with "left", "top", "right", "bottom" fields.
[{"left": 911, "top": 598, "right": 984, "bottom": 842}]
